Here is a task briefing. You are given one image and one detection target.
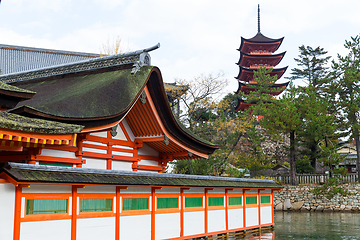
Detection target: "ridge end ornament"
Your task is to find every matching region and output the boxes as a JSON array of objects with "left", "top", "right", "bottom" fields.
[
  {"left": 110, "top": 125, "right": 118, "bottom": 137},
  {"left": 140, "top": 90, "right": 147, "bottom": 104},
  {"left": 164, "top": 134, "right": 169, "bottom": 146}
]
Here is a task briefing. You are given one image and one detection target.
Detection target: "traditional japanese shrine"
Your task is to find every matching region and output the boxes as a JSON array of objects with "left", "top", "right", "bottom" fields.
[
  {"left": 235, "top": 5, "right": 289, "bottom": 111},
  {"left": 0, "top": 42, "right": 280, "bottom": 240}
]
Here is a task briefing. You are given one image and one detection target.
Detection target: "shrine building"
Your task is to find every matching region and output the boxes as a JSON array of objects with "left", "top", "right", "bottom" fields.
[{"left": 0, "top": 42, "right": 280, "bottom": 240}]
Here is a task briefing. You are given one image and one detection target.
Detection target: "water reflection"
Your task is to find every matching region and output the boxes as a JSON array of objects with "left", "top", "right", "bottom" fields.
[
  {"left": 274, "top": 212, "right": 360, "bottom": 239},
  {"left": 228, "top": 231, "right": 274, "bottom": 240},
  {"left": 231, "top": 212, "right": 360, "bottom": 239}
]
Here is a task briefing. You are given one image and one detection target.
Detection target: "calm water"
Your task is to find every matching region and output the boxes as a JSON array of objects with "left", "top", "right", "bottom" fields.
[{"left": 233, "top": 212, "right": 360, "bottom": 240}]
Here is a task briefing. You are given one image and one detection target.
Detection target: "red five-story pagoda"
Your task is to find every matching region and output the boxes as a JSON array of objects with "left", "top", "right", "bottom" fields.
[{"left": 235, "top": 5, "right": 289, "bottom": 111}]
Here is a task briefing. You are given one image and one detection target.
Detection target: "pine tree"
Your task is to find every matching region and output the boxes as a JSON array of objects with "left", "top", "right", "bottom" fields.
[
  {"left": 253, "top": 83, "right": 301, "bottom": 185},
  {"left": 332, "top": 35, "right": 360, "bottom": 182},
  {"left": 287, "top": 45, "right": 332, "bottom": 169}
]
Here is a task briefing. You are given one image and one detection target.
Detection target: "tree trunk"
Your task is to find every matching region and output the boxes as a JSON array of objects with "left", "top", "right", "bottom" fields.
[
  {"left": 355, "top": 130, "right": 360, "bottom": 183},
  {"left": 290, "top": 130, "right": 297, "bottom": 185},
  {"left": 188, "top": 159, "right": 194, "bottom": 175},
  {"left": 310, "top": 141, "right": 317, "bottom": 172},
  {"left": 325, "top": 136, "right": 332, "bottom": 178}
]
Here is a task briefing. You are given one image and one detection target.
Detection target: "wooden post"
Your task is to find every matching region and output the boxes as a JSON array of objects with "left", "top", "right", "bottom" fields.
[{"left": 13, "top": 185, "right": 22, "bottom": 240}]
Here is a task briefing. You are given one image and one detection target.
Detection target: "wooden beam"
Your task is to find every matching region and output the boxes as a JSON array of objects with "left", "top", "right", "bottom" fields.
[{"left": 135, "top": 136, "right": 164, "bottom": 142}]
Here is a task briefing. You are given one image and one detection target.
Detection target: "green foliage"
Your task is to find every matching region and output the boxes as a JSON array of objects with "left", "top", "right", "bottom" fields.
[
  {"left": 168, "top": 73, "right": 252, "bottom": 176},
  {"left": 312, "top": 177, "right": 353, "bottom": 199},
  {"left": 282, "top": 161, "right": 290, "bottom": 168},
  {"left": 331, "top": 34, "right": 360, "bottom": 182},
  {"left": 295, "top": 156, "right": 315, "bottom": 174},
  {"left": 288, "top": 45, "right": 331, "bottom": 91}
]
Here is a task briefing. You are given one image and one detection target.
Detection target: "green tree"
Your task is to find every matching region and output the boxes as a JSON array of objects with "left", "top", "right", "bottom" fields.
[
  {"left": 332, "top": 35, "right": 360, "bottom": 182},
  {"left": 296, "top": 86, "right": 340, "bottom": 170},
  {"left": 242, "top": 67, "right": 302, "bottom": 184},
  {"left": 288, "top": 45, "right": 331, "bottom": 93},
  {"left": 169, "top": 74, "right": 251, "bottom": 176},
  {"left": 287, "top": 45, "right": 332, "bottom": 169},
  {"left": 255, "top": 84, "right": 302, "bottom": 185}
]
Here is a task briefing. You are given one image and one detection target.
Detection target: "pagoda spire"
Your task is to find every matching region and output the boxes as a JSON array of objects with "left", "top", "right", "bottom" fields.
[{"left": 257, "top": 4, "right": 261, "bottom": 33}]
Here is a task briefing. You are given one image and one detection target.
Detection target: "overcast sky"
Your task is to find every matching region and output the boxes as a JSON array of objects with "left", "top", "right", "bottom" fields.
[{"left": 1, "top": 0, "right": 359, "bottom": 96}]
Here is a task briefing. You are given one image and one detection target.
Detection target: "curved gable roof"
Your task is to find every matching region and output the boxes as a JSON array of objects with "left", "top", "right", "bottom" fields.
[{"left": 11, "top": 66, "right": 152, "bottom": 121}]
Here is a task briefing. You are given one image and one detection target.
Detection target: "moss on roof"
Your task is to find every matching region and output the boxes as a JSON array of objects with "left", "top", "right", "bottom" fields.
[
  {"left": 0, "top": 111, "right": 83, "bottom": 133},
  {"left": 11, "top": 66, "right": 153, "bottom": 119},
  {"left": 0, "top": 81, "right": 35, "bottom": 94}
]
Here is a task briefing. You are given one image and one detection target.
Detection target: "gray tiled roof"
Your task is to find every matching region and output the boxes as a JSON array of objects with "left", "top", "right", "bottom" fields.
[
  {"left": 0, "top": 44, "right": 100, "bottom": 75},
  {"left": 2, "top": 163, "right": 281, "bottom": 188},
  {"left": 0, "top": 43, "right": 159, "bottom": 83}
]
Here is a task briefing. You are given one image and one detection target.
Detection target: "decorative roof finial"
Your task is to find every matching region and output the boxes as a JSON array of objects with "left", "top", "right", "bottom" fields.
[{"left": 258, "top": 4, "right": 261, "bottom": 33}]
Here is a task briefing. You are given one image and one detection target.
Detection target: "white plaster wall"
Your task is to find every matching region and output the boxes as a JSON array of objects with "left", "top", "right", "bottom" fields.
[
  {"left": 138, "top": 159, "right": 159, "bottom": 167},
  {"left": 137, "top": 169, "right": 158, "bottom": 173},
  {"left": 112, "top": 151, "right": 133, "bottom": 157},
  {"left": 155, "top": 213, "right": 180, "bottom": 240},
  {"left": 112, "top": 160, "right": 133, "bottom": 171},
  {"left": 228, "top": 208, "right": 243, "bottom": 229},
  {"left": 156, "top": 187, "right": 180, "bottom": 194},
  {"left": 208, "top": 210, "right": 226, "bottom": 233},
  {"left": 20, "top": 220, "right": 71, "bottom": 240},
  {"left": 230, "top": 189, "right": 243, "bottom": 194},
  {"left": 121, "top": 187, "right": 151, "bottom": 194},
  {"left": 245, "top": 207, "right": 259, "bottom": 227},
  {"left": 82, "top": 157, "right": 106, "bottom": 169},
  {"left": 246, "top": 189, "right": 258, "bottom": 194},
  {"left": 122, "top": 119, "right": 135, "bottom": 142},
  {"left": 22, "top": 185, "right": 71, "bottom": 193},
  {"left": 40, "top": 149, "right": 75, "bottom": 158},
  {"left": 208, "top": 189, "right": 225, "bottom": 194},
  {"left": 120, "top": 215, "right": 151, "bottom": 240},
  {"left": 184, "top": 188, "right": 204, "bottom": 194},
  {"left": 260, "top": 206, "right": 272, "bottom": 225},
  {"left": 83, "top": 147, "right": 107, "bottom": 154},
  {"left": 0, "top": 183, "right": 15, "bottom": 240},
  {"left": 113, "top": 145, "right": 133, "bottom": 150},
  {"left": 184, "top": 211, "right": 204, "bottom": 236},
  {"left": 138, "top": 143, "right": 159, "bottom": 157},
  {"left": 77, "top": 217, "right": 115, "bottom": 240},
  {"left": 89, "top": 131, "right": 108, "bottom": 138},
  {"left": 77, "top": 186, "right": 115, "bottom": 194},
  {"left": 112, "top": 124, "right": 127, "bottom": 141},
  {"left": 83, "top": 140, "right": 107, "bottom": 147},
  {"left": 260, "top": 189, "right": 271, "bottom": 194}
]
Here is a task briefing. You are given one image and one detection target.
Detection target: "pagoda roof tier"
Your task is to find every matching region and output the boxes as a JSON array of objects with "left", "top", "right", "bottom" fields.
[
  {"left": 236, "top": 82, "right": 290, "bottom": 96},
  {"left": 238, "top": 33, "right": 284, "bottom": 54},
  {"left": 236, "top": 66, "right": 288, "bottom": 82},
  {"left": 235, "top": 100, "right": 253, "bottom": 111},
  {"left": 237, "top": 51, "right": 286, "bottom": 68}
]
